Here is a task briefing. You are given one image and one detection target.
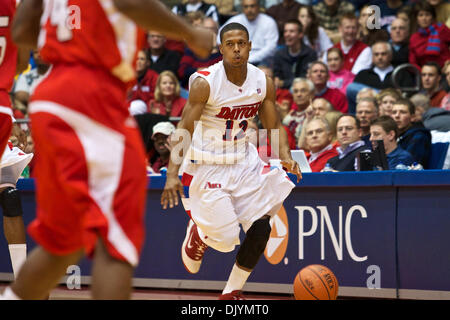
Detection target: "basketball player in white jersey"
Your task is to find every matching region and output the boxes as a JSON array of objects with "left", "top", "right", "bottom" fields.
[{"left": 161, "top": 22, "right": 302, "bottom": 300}]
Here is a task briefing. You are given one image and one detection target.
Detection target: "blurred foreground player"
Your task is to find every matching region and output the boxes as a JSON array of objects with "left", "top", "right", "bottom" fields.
[
  {"left": 161, "top": 23, "right": 301, "bottom": 300},
  {"left": 1, "top": 0, "right": 213, "bottom": 300}
]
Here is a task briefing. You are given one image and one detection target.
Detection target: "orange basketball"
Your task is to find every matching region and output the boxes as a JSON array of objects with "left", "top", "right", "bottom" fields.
[{"left": 293, "top": 264, "right": 339, "bottom": 300}]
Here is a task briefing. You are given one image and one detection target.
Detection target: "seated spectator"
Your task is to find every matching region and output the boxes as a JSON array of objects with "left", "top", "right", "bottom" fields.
[
  {"left": 14, "top": 50, "right": 50, "bottom": 115},
  {"left": 308, "top": 61, "right": 348, "bottom": 113},
  {"left": 412, "top": 93, "right": 450, "bottom": 132},
  {"left": 312, "top": 97, "right": 333, "bottom": 117},
  {"left": 326, "top": 114, "right": 369, "bottom": 171},
  {"left": 148, "top": 122, "right": 176, "bottom": 174},
  {"left": 128, "top": 50, "right": 159, "bottom": 105},
  {"left": 369, "top": 115, "right": 415, "bottom": 170},
  {"left": 220, "top": 0, "right": 279, "bottom": 66},
  {"left": 303, "top": 117, "right": 339, "bottom": 171},
  {"left": 356, "top": 97, "right": 379, "bottom": 147},
  {"left": 266, "top": 0, "right": 303, "bottom": 45},
  {"left": 273, "top": 20, "right": 317, "bottom": 89},
  {"left": 172, "top": 0, "right": 220, "bottom": 24},
  {"left": 409, "top": 1, "right": 450, "bottom": 69},
  {"left": 392, "top": 98, "right": 432, "bottom": 168},
  {"left": 324, "top": 110, "right": 344, "bottom": 147},
  {"left": 323, "top": 13, "right": 372, "bottom": 75},
  {"left": 441, "top": 61, "right": 450, "bottom": 110},
  {"left": 312, "top": 0, "right": 355, "bottom": 44},
  {"left": 410, "top": 92, "right": 431, "bottom": 122},
  {"left": 377, "top": 88, "right": 401, "bottom": 116},
  {"left": 178, "top": 17, "right": 222, "bottom": 88},
  {"left": 357, "top": 4, "right": 389, "bottom": 46},
  {"left": 297, "top": 5, "right": 333, "bottom": 59},
  {"left": 147, "top": 31, "right": 181, "bottom": 75},
  {"left": 420, "top": 62, "right": 447, "bottom": 107},
  {"left": 356, "top": 87, "right": 378, "bottom": 104},
  {"left": 426, "top": 0, "right": 450, "bottom": 27},
  {"left": 389, "top": 18, "right": 410, "bottom": 67},
  {"left": 375, "top": 0, "right": 405, "bottom": 30},
  {"left": 326, "top": 47, "right": 355, "bottom": 95},
  {"left": 148, "top": 71, "right": 187, "bottom": 117}
]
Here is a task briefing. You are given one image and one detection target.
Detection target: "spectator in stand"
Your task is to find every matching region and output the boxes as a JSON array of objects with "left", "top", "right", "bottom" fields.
[
  {"left": 148, "top": 121, "right": 176, "bottom": 174},
  {"left": 297, "top": 5, "right": 333, "bottom": 59},
  {"left": 356, "top": 97, "right": 379, "bottom": 147},
  {"left": 303, "top": 117, "right": 339, "bottom": 172},
  {"left": 326, "top": 47, "right": 355, "bottom": 95},
  {"left": 426, "top": 0, "right": 450, "bottom": 28},
  {"left": 148, "top": 71, "right": 187, "bottom": 117},
  {"left": 376, "top": 0, "right": 405, "bottom": 30},
  {"left": 172, "top": 0, "right": 220, "bottom": 24},
  {"left": 410, "top": 93, "right": 431, "bottom": 122},
  {"left": 312, "top": 0, "right": 355, "bottom": 44},
  {"left": 273, "top": 20, "right": 317, "bottom": 90},
  {"left": 369, "top": 115, "right": 415, "bottom": 170},
  {"left": 396, "top": 5, "right": 414, "bottom": 32},
  {"left": 128, "top": 50, "right": 159, "bottom": 106},
  {"left": 420, "top": 62, "right": 447, "bottom": 107},
  {"left": 326, "top": 114, "right": 369, "bottom": 171},
  {"left": 323, "top": 13, "right": 372, "bottom": 75},
  {"left": 312, "top": 97, "right": 333, "bottom": 117},
  {"left": 357, "top": 4, "right": 389, "bottom": 47},
  {"left": 392, "top": 98, "right": 432, "bottom": 168},
  {"left": 417, "top": 95, "right": 450, "bottom": 132},
  {"left": 308, "top": 61, "right": 348, "bottom": 113},
  {"left": 178, "top": 17, "right": 222, "bottom": 88},
  {"left": 147, "top": 31, "right": 181, "bottom": 75},
  {"left": 325, "top": 110, "right": 344, "bottom": 147},
  {"left": 266, "top": 0, "right": 303, "bottom": 45},
  {"left": 389, "top": 18, "right": 410, "bottom": 67},
  {"left": 409, "top": 1, "right": 450, "bottom": 69},
  {"left": 377, "top": 88, "right": 401, "bottom": 117},
  {"left": 441, "top": 61, "right": 450, "bottom": 110},
  {"left": 220, "top": 0, "right": 279, "bottom": 66}
]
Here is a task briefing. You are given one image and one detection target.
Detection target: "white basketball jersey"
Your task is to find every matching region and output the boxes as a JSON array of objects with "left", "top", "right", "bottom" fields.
[{"left": 186, "top": 61, "right": 267, "bottom": 164}]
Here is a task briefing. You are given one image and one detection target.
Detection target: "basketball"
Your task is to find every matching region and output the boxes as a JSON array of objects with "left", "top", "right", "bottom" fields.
[{"left": 293, "top": 264, "right": 339, "bottom": 300}]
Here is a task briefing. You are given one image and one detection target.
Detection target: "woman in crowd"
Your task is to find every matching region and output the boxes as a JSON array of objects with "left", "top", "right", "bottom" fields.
[
  {"left": 326, "top": 47, "right": 355, "bottom": 96},
  {"left": 148, "top": 70, "right": 187, "bottom": 117}
]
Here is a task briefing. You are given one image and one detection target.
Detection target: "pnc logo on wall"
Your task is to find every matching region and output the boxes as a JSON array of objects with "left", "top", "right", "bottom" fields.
[{"left": 264, "top": 205, "right": 289, "bottom": 265}]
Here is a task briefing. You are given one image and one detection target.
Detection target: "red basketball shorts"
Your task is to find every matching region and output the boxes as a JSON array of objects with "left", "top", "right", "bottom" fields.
[
  {"left": 27, "top": 65, "right": 147, "bottom": 266},
  {"left": 0, "top": 90, "right": 13, "bottom": 160}
]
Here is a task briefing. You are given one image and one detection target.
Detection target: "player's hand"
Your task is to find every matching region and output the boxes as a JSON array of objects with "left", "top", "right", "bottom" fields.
[
  {"left": 281, "top": 159, "right": 302, "bottom": 183},
  {"left": 161, "top": 175, "right": 185, "bottom": 210},
  {"left": 186, "top": 27, "right": 214, "bottom": 59}
]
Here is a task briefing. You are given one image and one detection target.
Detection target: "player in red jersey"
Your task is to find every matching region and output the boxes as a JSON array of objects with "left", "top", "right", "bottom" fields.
[{"left": 0, "top": 0, "right": 213, "bottom": 300}]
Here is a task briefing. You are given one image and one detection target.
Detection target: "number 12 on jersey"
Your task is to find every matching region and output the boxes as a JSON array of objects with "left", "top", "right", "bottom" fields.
[{"left": 223, "top": 120, "right": 248, "bottom": 141}]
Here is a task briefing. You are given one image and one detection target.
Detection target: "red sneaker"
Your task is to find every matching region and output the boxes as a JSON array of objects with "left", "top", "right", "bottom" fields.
[
  {"left": 218, "top": 290, "right": 246, "bottom": 300},
  {"left": 181, "top": 219, "right": 208, "bottom": 274}
]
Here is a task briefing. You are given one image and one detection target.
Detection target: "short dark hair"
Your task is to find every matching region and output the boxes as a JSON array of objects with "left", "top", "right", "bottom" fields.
[
  {"left": 422, "top": 61, "right": 441, "bottom": 76},
  {"left": 284, "top": 19, "right": 303, "bottom": 34},
  {"left": 394, "top": 98, "right": 415, "bottom": 115},
  {"left": 371, "top": 115, "right": 399, "bottom": 139},
  {"left": 220, "top": 22, "right": 249, "bottom": 42},
  {"left": 414, "top": 1, "right": 436, "bottom": 20},
  {"left": 337, "top": 114, "right": 361, "bottom": 129}
]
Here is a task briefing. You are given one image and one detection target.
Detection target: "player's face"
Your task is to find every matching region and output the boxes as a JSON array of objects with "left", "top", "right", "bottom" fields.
[
  {"left": 327, "top": 51, "right": 342, "bottom": 72},
  {"left": 392, "top": 104, "right": 411, "bottom": 131},
  {"left": 220, "top": 30, "right": 251, "bottom": 67},
  {"left": 305, "top": 120, "right": 331, "bottom": 153},
  {"left": 337, "top": 116, "right": 361, "bottom": 148},
  {"left": 160, "top": 75, "right": 176, "bottom": 96}
]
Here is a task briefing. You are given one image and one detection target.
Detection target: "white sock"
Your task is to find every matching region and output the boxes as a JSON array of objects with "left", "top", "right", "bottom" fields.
[
  {"left": 0, "top": 287, "right": 21, "bottom": 300},
  {"left": 8, "top": 244, "right": 27, "bottom": 279},
  {"left": 222, "top": 263, "right": 251, "bottom": 295}
]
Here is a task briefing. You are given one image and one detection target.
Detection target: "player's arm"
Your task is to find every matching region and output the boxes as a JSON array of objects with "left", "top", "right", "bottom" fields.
[
  {"left": 161, "top": 77, "right": 210, "bottom": 209},
  {"left": 11, "top": 0, "right": 43, "bottom": 50},
  {"left": 113, "top": 0, "right": 213, "bottom": 59},
  {"left": 258, "top": 75, "right": 302, "bottom": 183}
]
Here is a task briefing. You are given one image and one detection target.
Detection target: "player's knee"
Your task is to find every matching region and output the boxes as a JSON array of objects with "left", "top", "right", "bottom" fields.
[
  {"left": 236, "top": 218, "right": 271, "bottom": 270},
  {"left": 205, "top": 223, "right": 241, "bottom": 253},
  {"left": 0, "top": 187, "right": 23, "bottom": 218}
]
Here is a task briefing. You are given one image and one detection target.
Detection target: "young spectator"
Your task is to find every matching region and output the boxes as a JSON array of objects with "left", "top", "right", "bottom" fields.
[
  {"left": 326, "top": 114, "right": 369, "bottom": 171},
  {"left": 147, "top": 31, "right": 181, "bottom": 75},
  {"left": 369, "top": 115, "right": 415, "bottom": 170},
  {"left": 392, "top": 98, "right": 432, "bottom": 168},
  {"left": 220, "top": 0, "right": 279, "bottom": 66},
  {"left": 308, "top": 61, "right": 348, "bottom": 113},
  {"left": 389, "top": 18, "right": 410, "bottom": 67},
  {"left": 304, "top": 117, "right": 339, "bottom": 171},
  {"left": 441, "top": 61, "right": 450, "bottom": 110},
  {"left": 127, "top": 50, "right": 159, "bottom": 105},
  {"left": 324, "top": 13, "right": 372, "bottom": 75},
  {"left": 313, "top": 0, "right": 355, "bottom": 44},
  {"left": 377, "top": 88, "right": 401, "bottom": 116},
  {"left": 297, "top": 5, "right": 333, "bottom": 59},
  {"left": 148, "top": 121, "right": 176, "bottom": 174},
  {"left": 356, "top": 97, "right": 379, "bottom": 147},
  {"left": 420, "top": 62, "right": 447, "bottom": 107},
  {"left": 266, "top": 0, "right": 303, "bottom": 45},
  {"left": 148, "top": 71, "right": 187, "bottom": 117},
  {"left": 172, "top": 0, "right": 220, "bottom": 24},
  {"left": 357, "top": 4, "right": 389, "bottom": 46},
  {"left": 273, "top": 20, "right": 317, "bottom": 89},
  {"left": 409, "top": 1, "right": 450, "bottom": 69},
  {"left": 326, "top": 47, "right": 355, "bottom": 95},
  {"left": 178, "top": 17, "right": 222, "bottom": 88}
]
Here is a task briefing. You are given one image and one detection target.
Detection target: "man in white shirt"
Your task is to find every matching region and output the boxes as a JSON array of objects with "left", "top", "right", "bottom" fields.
[{"left": 219, "top": 0, "right": 279, "bottom": 66}]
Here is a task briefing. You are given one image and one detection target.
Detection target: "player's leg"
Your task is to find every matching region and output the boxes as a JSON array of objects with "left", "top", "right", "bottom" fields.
[{"left": 0, "top": 187, "right": 27, "bottom": 278}]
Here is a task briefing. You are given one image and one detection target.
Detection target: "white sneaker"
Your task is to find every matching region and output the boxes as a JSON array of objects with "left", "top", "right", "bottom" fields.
[{"left": 181, "top": 219, "right": 208, "bottom": 274}]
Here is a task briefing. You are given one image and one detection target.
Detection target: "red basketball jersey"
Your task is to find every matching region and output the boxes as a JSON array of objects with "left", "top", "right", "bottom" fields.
[
  {"left": 0, "top": 0, "right": 18, "bottom": 100},
  {"left": 38, "top": 0, "right": 144, "bottom": 83}
]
